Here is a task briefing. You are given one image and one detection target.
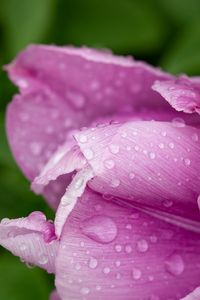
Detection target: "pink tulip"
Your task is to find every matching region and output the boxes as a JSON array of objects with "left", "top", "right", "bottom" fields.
[{"left": 1, "top": 45, "right": 200, "bottom": 299}]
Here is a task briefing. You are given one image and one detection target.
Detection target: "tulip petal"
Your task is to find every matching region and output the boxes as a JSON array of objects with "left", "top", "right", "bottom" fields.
[
  {"left": 0, "top": 212, "right": 58, "bottom": 273},
  {"left": 6, "top": 45, "right": 172, "bottom": 181},
  {"left": 50, "top": 290, "right": 61, "bottom": 300},
  {"left": 152, "top": 76, "right": 200, "bottom": 114},
  {"left": 55, "top": 188, "right": 200, "bottom": 300},
  {"left": 74, "top": 121, "right": 200, "bottom": 222}
]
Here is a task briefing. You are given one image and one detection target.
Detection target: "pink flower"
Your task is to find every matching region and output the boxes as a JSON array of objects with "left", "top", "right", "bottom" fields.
[{"left": 1, "top": 45, "right": 200, "bottom": 299}]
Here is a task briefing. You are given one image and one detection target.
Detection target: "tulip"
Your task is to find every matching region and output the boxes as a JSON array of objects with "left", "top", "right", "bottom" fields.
[{"left": 1, "top": 45, "right": 200, "bottom": 299}]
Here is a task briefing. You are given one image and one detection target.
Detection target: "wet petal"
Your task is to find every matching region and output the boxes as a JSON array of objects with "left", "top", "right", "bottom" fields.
[
  {"left": 55, "top": 189, "right": 200, "bottom": 300},
  {"left": 152, "top": 76, "right": 200, "bottom": 114},
  {"left": 0, "top": 212, "right": 58, "bottom": 273},
  {"left": 74, "top": 121, "right": 200, "bottom": 222},
  {"left": 50, "top": 290, "right": 60, "bottom": 300},
  {"left": 6, "top": 45, "right": 172, "bottom": 181}
]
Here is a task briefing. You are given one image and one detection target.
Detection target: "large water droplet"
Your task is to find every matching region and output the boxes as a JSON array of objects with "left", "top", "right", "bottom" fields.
[
  {"left": 81, "top": 215, "right": 117, "bottom": 244},
  {"left": 110, "top": 178, "right": 120, "bottom": 188},
  {"left": 165, "top": 253, "right": 185, "bottom": 276},
  {"left": 192, "top": 133, "right": 199, "bottom": 142}
]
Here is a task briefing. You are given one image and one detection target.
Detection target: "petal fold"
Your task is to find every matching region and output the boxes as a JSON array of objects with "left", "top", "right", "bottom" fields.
[
  {"left": 152, "top": 76, "right": 200, "bottom": 114},
  {"left": 0, "top": 212, "right": 58, "bottom": 273}
]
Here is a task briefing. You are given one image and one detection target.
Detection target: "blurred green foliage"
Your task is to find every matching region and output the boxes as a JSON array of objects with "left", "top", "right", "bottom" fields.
[{"left": 0, "top": 0, "right": 200, "bottom": 299}]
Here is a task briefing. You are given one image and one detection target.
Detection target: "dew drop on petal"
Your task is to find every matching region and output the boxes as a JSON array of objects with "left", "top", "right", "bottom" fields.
[
  {"left": 192, "top": 133, "right": 199, "bottom": 142},
  {"left": 137, "top": 239, "right": 149, "bottom": 253},
  {"left": 132, "top": 268, "right": 142, "bottom": 280},
  {"left": 79, "top": 134, "right": 88, "bottom": 143},
  {"left": 103, "top": 267, "right": 111, "bottom": 274},
  {"left": 109, "top": 144, "right": 119, "bottom": 154},
  {"left": 129, "top": 172, "right": 135, "bottom": 179},
  {"left": 165, "top": 253, "right": 184, "bottom": 276},
  {"left": 115, "top": 244, "right": 122, "bottom": 252},
  {"left": 149, "top": 152, "right": 156, "bottom": 160},
  {"left": 38, "top": 254, "right": 48, "bottom": 265},
  {"left": 88, "top": 257, "right": 98, "bottom": 269},
  {"left": 172, "top": 117, "right": 185, "bottom": 128},
  {"left": 20, "top": 243, "right": 28, "bottom": 251},
  {"left": 184, "top": 158, "right": 191, "bottom": 166},
  {"left": 162, "top": 200, "right": 173, "bottom": 208},
  {"left": 80, "top": 287, "right": 90, "bottom": 295},
  {"left": 104, "top": 159, "right": 115, "bottom": 169},
  {"left": 84, "top": 148, "right": 94, "bottom": 160},
  {"left": 81, "top": 215, "right": 118, "bottom": 244},
  {"left": 110, "top": 178, "right": 120, "bottom": 188}
]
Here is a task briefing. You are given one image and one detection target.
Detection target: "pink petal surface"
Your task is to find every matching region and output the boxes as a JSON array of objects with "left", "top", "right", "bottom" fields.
[
  {"left": 50, "top": 290, "right": 61, "bottom": 300},
  {"left": 55, "top": 188, "right": 200, "bottom": 300},
  {"left": 152, "top": 76, "right": 200, "bottom": 114},
  {"left": 73, "top": 121, "right": 200, "bottom": 222},
  {"left": 0, "top": 212, "right": 58, "bottom": 273},
  {"left": 6, "top": 45, "right": 172, "bottom": 182}
]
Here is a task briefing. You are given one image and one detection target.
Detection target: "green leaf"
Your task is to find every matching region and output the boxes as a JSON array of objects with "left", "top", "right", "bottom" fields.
[
  {"left": 161, "top": 19, "right": 200, "bottom": 75},
  {"left": 0, "top": 253, "right": 52, "bottom": 300},
  {"left": 52, "top": 0, "right": 168, "bottom": 55},
  {"left": 0, "top": 0, "right": 56, "bottom": 58}
]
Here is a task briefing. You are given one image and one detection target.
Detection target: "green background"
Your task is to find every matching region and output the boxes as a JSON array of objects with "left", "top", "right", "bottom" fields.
[{"left": 0, "top": 0, "right": 200, "bottom": 299}]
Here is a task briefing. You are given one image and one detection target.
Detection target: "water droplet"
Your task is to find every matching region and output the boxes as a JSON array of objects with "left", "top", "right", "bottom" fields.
[
  {"left": 30, "top": 142, "right": 42, "bottom": 156},
  {"left": 184, "top": 158, "right": 191, "bottom": 166},
  {"left": 126, "top": 224, "right": 132, "bottom": 230},
  {"left": 192, "top": 133, "right": 199, "bottom": 142},
  {"left": 134, "top": 145, "right": 139, "bottom": 151},
  {"left": 75, "top": 263, "right": 81, "bottom": 270},
  {"left": 109, "top": 144, "right": 119, "bottom": 154},
  {"left": 129, "top": 172, "right": 135, "bottom": 179},
  {"left": 121, "top": 132, "right": 127, "bottom": 138},
  {"left": 38, "top": 254, "right": 48, "bottom": 265},
  {"left": 115, "top": 244, "right": 122, "bottom": 252},
  {"left": 125, "top": 244, "right": 132, "bottom": 254},
  {"left": 79, "top": 134, "right": 88, "bottom": 143},
  {"left": 110, "top": 178, "right": 120, "bottom": 188},
  {"left": 81, "top": 215, "right": 117, "bottom": 244},
  {"left": 150, "top": 235, "right": 158, "bottom": 243},
  {"left": 149, "top": 152, "right": 156, "bottom": 160},
  {"left": 158, "top": 143, "right": 164, "bottom": 149},
  {"left": 103, "top": 267, "right": 110, "bottom": 274},
  {"left": 88, "top": 257, "right": 98, "bottom": 269},
  {"left": 84, "top": 148, "right": 94, "bottom": 160},
  {"left": 115, "top": 260, "right": 121, "bottom": 267},
  {"left": 168, "top": 142, "right": 174, "bottom": 149},
  {"left": 20, "top": 243, "right": 28, "bottom": 251},
  {"left": 137, "top": 239, "right": 149, "bottom": 252},
  {"left": 165, "top": 253, "right": 184, "bottom": 276},
  {"left": 96, "top": 285, "right": 101, "bottom": 291},
  {"left": 104, "top": 159, "right": 115, "bottom": 169},
  {"left": 148, "top": 275, "right": 154, "bottom": 281},
  {"left": 67, "top": 90, "right": 86, "bottom": 109},
  {"left": 161, "top": 131, "right": 167, "bottom": 137},
  {"left": 132, "top": 267, "right": 142, "bottom": 280},
  {"left": 172, "top": 118, "right": 185, "bottom": 128},
  {"left": 80, "top": 287, "right": 90, "bottom": 295},
  {"left": 162, "top": 200, "right": 173, "bottom": 208}
]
